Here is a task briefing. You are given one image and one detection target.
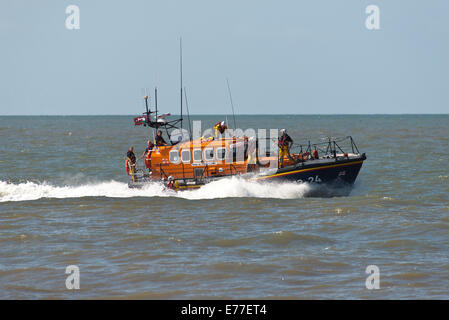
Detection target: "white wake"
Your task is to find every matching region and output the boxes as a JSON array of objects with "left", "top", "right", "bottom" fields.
[{"left": 0, "top": 177, "right": 311, "bottom": 202}]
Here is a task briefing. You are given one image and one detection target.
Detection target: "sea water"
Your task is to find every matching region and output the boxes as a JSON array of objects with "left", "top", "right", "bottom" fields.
[{"left": 0, "top": 115, "right": 448, "bottom": 299}]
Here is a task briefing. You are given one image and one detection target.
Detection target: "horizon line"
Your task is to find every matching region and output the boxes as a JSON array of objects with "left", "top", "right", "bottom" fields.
[{"left": 1, "top": 113, "right": 448, "bottom": 116}]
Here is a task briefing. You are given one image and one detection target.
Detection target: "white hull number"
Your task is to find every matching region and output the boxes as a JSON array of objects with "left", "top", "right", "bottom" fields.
[{"left": 296, "top": 175, "right": 322, "bottom": 184}]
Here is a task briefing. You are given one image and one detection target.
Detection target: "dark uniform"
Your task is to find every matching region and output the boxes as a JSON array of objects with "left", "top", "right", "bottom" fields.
[
  {"left": 127, "top": 150, "right": 136, "bottom": 165},
  {"left": 155, "top": 134, "right": 167, "bottom": 146},
  {"left": 214, "top": 122, "right": 228, "bottom": 138},
  {"left": 126, "top": 149, "right": 137, "bottom": 181},
  {"left": 144, "top": 143, "right": 154, "bottom": 156}
]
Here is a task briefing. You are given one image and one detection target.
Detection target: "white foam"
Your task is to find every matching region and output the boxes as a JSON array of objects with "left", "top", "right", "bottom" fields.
[
  {"left": 178, "top": 176, "right": 311, "bottom": 200},
  {"left": 0, "top": 177, "right": 311, "bottom": 202},
  {"left": 0, "top": 180, "right": 166, "bottom": 202}
]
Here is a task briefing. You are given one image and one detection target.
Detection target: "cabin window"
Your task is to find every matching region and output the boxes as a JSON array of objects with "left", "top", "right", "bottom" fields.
[
  {"left": 181, "top": 150, "right": 191, "bottom": 163},
  {"left": 204, "top": 148, "right": 214, "bottom": 161},
  {"left": 216, "top": 147, "right": 226, "bottom": 161},
  {"left": 193, "top": 149, "right": 203, "bottom": 162},
  {"left": 169, "top": 150, "right": 180, "bottom": 164}
]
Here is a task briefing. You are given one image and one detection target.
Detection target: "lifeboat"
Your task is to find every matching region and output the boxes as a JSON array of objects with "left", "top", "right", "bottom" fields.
[{"left": 127, "top": 94, "right": 366, "bottom": 192}]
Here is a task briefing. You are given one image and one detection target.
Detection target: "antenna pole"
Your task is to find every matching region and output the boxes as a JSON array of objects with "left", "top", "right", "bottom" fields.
[
  {"left": 155, "top": 87, "right": 158, "bottom": 129},
  {"left": 184, "top": 87, "right": 193, "bottom": 141},
  {"left": 180, "top": 38, "right": 183, "bottom": 132},
  {"left": 144, "top": 95, "right": 149, "bottom": 125},
  {"left": 226, "top": 78, "right": 237, "bottom": 129}
]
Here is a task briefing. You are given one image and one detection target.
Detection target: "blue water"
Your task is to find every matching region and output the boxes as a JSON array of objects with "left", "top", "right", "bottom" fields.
[{"left": 0, "top": 115, "right": 448, "bottom": 299}]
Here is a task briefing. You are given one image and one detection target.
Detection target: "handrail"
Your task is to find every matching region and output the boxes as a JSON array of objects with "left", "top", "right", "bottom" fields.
[
  {"left": 159, "top": 164, "right": 169, "bottom": 179},
  {"left": 142, "top": 136, "right": 361, "bottom": 180},
  {"left": 290, "top": 136, "right": 360, "bottom": 157},
  {"left": 259, "top": 136, "right": 361, "bottom": 157}
]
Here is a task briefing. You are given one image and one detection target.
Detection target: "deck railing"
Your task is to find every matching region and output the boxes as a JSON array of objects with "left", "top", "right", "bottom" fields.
[{"left": 262, "top": 136, "right": 361, "bottom": 158}]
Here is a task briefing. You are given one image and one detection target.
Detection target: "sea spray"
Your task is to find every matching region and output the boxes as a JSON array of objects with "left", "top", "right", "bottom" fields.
[
  {"left": 178, "top": 176, "right": 312, "bottom": 200},
  {"left": 0, "top": 177, "right": 312, "bottom": 202}
]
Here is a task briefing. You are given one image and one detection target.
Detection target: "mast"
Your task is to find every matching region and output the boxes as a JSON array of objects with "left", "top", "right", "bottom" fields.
[
  {"left": 226, "top": 78, "right": 237, "bottom": 130},
  {"left": 134, "top": 40, "right": 189, "bottom": 145},
  {"left": 155, "top": 87, "right": 158, "bottom": 122},
  {"left": 153, "top": 87, "right": 158, "bottom": 141},
  {"left": 184, "top": 87, "right": 193, "bottom": 141},
  {"left": 144, "top": 95, "right": 149, "bottom": 125},
  {"left": 180, "top": 38, "right": 183, "bottom": 133}
]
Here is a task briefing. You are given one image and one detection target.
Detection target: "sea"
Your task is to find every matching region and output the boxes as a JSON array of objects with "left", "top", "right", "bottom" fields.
[{"left": 0, "top": 114, "right": 448, "bottom": 299}]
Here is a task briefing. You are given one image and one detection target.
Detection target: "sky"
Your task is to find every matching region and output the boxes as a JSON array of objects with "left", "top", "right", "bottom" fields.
[{"left": 0, "top": 0, "right": 448, "bottom": 115}]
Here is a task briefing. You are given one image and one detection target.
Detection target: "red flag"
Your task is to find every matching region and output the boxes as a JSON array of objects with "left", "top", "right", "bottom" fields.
[{"left": 134, "top": 115, "right": 149, "bottom": 126}]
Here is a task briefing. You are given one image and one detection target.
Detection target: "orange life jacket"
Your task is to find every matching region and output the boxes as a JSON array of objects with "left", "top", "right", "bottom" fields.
[{"left": 125, "top": 158, "right": 130, "bottom": 175}]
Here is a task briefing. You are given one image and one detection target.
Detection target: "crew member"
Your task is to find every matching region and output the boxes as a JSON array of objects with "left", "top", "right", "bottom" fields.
[
  {"left": 155, "top": 130, "right": 168, "bottom": 146},
  {"left": 140, "top": 140, "right": 154, "bottom": 159},
  {"left": 278, "top": 129, "right": 295, "bottom": 168},
  {"left": 167, "top": 176, "right": 175, "bottom": 190},
  {"left": 126, "top": 146, "right": 137, "bottom": 181},
  {"left": 213, "top": 121, "right": 228, "bottom": 138},
  {"left": 166, "top": 176, "right": 179, "bottom": 191},
  {"left": 140, "top": 140, "right": 154, "bottom": 173}
]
